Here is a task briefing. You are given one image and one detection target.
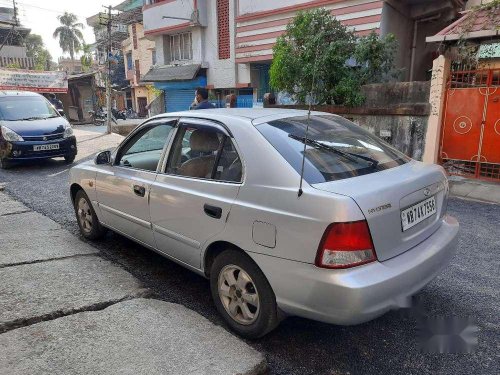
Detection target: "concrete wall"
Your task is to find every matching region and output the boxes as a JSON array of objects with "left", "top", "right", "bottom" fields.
[
  {"left": 266, "top": 82, "right": 431, "bottom": 160},
  {"left": 143, "top": 1, "right": 202, "bottom": 33}
]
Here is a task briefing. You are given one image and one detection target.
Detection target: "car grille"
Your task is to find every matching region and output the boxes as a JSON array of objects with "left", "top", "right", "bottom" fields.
[{"left": 23, "top": 133, "right": 64, "bottom": 141}]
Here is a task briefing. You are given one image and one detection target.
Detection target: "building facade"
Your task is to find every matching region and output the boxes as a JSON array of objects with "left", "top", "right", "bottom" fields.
[
  {"left": 142, "top": 0, "right": 465, "bottom": 112},
  {"left": 0, "top": 7, "right": 34, "bottom": 69}
]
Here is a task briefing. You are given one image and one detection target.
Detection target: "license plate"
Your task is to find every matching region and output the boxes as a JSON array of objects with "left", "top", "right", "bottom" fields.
[
  {"left": 401, "top": 196, "right": 437, "bottom": 231},
  {"left": 33, "top": 144, "right": 59, "bottom": 151}
]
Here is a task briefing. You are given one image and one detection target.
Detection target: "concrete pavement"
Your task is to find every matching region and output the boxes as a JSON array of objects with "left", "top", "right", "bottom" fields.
[
  {"left": 449, "top": 176, "right": 500, "bottom": 204},
  {"left": 0, "top": 191, "right": 266, "bottom": 375}
]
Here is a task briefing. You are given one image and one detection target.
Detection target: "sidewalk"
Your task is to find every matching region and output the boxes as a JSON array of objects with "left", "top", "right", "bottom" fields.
[
  {"left": 449, "top": 176, "right": 500, "bottom": 204},
  {"left": 0, "top": 190, "right": 266, "bottom": 375}
]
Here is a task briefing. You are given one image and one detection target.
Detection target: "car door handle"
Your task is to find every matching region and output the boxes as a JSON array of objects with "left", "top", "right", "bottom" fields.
[
  {"left": 133, "top": 185, "right": 146, "bottom": 197},
  {"left": 204, "top": 204, "right": 222, "bottom": 219}
]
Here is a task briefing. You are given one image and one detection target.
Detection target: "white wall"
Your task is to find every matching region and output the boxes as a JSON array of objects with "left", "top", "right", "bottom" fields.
[
  {"left": 143, "top": 0, "right": 204, "bottom": 33},
  {"left": 204, "top": 0, "right": 237, "bottom": 88},
  {"left": 238, "top": 0, "right": 307, "bottom": 16}
]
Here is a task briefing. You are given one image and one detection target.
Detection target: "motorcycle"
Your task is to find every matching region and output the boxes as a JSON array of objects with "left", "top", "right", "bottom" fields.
[
  {"left": 112, "top": 108, "right": 127, "bottom": 120},
  {"left": 88, "top": 109, "right": 116, "bottom": 126}
]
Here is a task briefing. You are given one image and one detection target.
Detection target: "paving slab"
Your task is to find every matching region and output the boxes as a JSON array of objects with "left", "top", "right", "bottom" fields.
[
  {"left": 0, "top": 211, "right": 60, "bottom": 234},
  {"left": 0, "top": 298, "right": 266, "bottom": 375},
  {"left": 0, "top": 192, "right": 31, "bottom": 216},
  {"left": 0, "top": 256, "right": 148, "bottom": 332},
  {"left": 0, "top": 228, "right": 99, "bottom": 267}
]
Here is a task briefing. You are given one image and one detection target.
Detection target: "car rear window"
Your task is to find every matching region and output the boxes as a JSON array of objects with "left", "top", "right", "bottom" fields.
[{"left": 256, "top": 115, "right": 410, "bottom": 184}]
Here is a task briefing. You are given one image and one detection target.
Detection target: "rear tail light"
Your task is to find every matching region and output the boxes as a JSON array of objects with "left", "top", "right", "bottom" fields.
[{"left": 315, "top": 220, "right": 377, "bottom": 269}]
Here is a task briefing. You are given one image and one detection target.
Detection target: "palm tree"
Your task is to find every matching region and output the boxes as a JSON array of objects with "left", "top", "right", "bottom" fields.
[
  {"left": 80, "top": 43, "right": 94, "bottom": 72},
  {"left": 53, "top": 12, "right": 84, "bottom": 73}
]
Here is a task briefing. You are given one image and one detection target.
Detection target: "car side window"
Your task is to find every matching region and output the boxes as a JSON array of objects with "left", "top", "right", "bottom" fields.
[
  {"left": 215, "top": 139, "right": 242, "bottom": 182},
  {"left": 167, "top": 125, "right": 224, "bottom": 179},
  {"left": 116, "top": 123, "right": 174, "bottom": 172}
]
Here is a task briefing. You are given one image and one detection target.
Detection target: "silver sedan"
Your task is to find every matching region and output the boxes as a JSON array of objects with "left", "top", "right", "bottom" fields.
[{"left": 69, "top": 109, "right": 459, "bottom": 338}]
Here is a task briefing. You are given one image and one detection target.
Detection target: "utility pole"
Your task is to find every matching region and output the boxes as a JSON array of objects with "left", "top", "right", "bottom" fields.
[
  {"left": 0, "top": 0, "right": 18, "bottom": 53},
  {"left": 105, "top": 5, "right": 112, "bottom": 134}
]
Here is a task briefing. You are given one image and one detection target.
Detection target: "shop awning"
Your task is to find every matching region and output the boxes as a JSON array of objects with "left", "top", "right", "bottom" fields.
[{"left": 142, "top": 64, "right": 201, "bottom": 82}]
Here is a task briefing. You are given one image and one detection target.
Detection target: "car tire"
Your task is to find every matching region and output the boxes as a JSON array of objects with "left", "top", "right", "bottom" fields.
[
  {"left": 0, "top": 157, "right": 11, "bottom": 169},
  {"left": 64, "top": 154, "right": 76, "bottom": 164},
  {"left": 74, "top": 189, "right": 106, "bottom": 240},
  {"left": 210, "top": 249, "right": 280, "bottom": 339}
]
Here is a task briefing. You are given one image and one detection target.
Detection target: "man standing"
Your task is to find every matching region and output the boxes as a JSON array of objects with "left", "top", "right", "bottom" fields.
[
  {"left": 48, "top": 93, "right": 64, "bottom": 111},
  {"left": 192, "top": 87, "right": 215, "bottom": 110}
]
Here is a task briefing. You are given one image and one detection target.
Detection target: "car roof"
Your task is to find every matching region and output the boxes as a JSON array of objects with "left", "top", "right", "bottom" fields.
[
  {"left": 150, "top": 108, "right": 335, "bottom": 125},
  {"left": 0, "top": 90, "right": 44, "bottom": 97}
]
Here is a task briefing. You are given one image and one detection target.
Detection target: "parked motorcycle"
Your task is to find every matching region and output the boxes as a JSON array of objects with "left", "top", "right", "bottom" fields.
[{"left": 112, "top": 108, "right": 127, "bottom": 120}]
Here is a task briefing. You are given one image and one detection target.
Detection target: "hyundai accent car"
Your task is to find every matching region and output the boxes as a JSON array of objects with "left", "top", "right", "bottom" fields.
[
  {"left": 69, "top": 109, "right": 459, "bottom": 338},
  {"left": 0, "top": 91, "right": 76, "bottom": 169}
]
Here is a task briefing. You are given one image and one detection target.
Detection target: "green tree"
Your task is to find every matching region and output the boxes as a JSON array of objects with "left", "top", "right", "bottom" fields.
[
  {"left": 25, "top": 34, "right": 54, "bottom": 71},
  {"left": 80, "top": 43, "right": 94, "bottom": 72},
  {"left": 270, "top": 9, "right": 398, "bottom": 106},
  {"left": 53, "top": 12, "right": 84, "bottom": 71}
]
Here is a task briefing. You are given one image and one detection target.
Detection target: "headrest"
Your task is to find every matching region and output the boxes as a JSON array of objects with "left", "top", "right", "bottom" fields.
[{"left": 190, "top": 129, "right": 220, "bottom": 152}]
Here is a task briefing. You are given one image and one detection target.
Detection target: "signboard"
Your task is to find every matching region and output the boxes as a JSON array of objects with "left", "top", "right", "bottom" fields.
[{"left": 0, "top": 68, "right": 68, "bottom": 93}]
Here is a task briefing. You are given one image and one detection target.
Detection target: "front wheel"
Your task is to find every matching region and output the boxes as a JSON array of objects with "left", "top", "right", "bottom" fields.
[
  {"left": 64, "top": 154, "right": 76, "bottom": 164},
  {"left": 210, "top": 249, "right": 280, "bottom": 339},
  {"left": 74, "top": 189, "right": 106, "bottom": 240},
  {"left": 0, "top": 157, "right": 11, "bottom": 169}
]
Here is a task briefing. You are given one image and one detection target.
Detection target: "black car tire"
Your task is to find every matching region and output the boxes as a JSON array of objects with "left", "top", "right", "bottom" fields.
[
  {"left": 74, "top": 189, "right": 107, "bottom": 240},
  {"left": 0, "top": 157, "right": 11, "bottom": 169},
  {"left": 210, "top": 249, "right": 280, "bottom": 339},
  {"left": 64, "top": 154, "right": 76, "bottom": 164}
]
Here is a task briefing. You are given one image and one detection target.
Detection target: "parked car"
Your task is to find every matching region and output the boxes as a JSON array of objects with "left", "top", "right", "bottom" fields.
[
  {"left": 0, "top": 91, "right": 77, "bottom": 169},
  {"left": 69, "top": 109, "right": 459, "bottom": 338}
]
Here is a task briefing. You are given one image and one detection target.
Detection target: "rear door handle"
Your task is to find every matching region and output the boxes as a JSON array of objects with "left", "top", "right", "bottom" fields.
[
  {"left": 204, "top": 204, "right": 222, "bottom": 219},
  {"left": 133, "top": 185, "right": 146, "bottom": 197}
]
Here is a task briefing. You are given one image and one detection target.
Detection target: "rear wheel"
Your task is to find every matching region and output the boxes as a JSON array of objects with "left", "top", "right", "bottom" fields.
[
  {"left": 210, "top": 249, "right": 280, "bottom": 339},
  {"left": 74, "top": 189, "right": 106, "bottom": 240}
]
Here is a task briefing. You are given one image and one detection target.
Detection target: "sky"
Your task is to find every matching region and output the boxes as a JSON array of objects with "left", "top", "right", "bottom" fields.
[{"left": 0, "top": 0, "right": 125, "bottom": 60}]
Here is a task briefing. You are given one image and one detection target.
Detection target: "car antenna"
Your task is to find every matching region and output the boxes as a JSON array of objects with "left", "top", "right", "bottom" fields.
[{"left": 298, "top": 46, "right": 320, "bottom": 198}]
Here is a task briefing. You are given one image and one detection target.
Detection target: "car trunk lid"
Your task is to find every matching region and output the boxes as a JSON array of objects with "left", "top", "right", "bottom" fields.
[{"left": 312, "top": 161, "right": 449, "bottom": 261}]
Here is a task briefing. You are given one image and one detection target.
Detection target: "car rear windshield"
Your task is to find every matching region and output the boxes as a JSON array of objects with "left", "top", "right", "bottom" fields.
[
  {"left": 0, "top": 96, "right": 58, "bottom": 121},
  {"left": 256, "top": 115, "right": 410, "bottom": 184}
]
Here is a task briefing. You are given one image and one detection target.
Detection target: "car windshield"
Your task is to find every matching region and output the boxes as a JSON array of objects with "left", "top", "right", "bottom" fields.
[
  {"left": 256, "top": 115, "right": 410, "bottom": 183},
  {"left": 0, "top": 96, "right": 59, "bottom": 121}
]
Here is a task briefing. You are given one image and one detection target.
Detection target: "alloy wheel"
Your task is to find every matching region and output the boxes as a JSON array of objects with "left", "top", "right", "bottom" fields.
[
  {"left": 218, "top": 265, "right": 260, "bottom": 325},
  {"left": 77, "top": 197, "right": 93, "bottom": 234}
]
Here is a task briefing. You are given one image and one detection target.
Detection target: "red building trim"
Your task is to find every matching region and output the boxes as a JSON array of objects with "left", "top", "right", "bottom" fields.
[
  {"left": 235, "top": 54, "right": 273, "bottom": 64},
  {"left": 236, "top": 30, "right": 285, "bottom": 44},
  {"left": 237, "top": 1, "right": 382, "bottom": 31},
  {"left": 236, "top": 83, "right": 251, "bottom": 88},
  {"left": 144, "top": 22, "right": 192, "bottom": 36},
  {"left": 236, "top": 43, "right": 275, "bottom": 54},
  {"left": 236, "top": 0, "right": 381, "bottom": 22}
]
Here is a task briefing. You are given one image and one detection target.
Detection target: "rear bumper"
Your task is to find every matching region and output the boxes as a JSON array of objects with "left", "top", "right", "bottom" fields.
[
  {"left": 248, "top": 215, "right": 459, "bottom": 325},
  {"left": 0, "top": 136, "right": 77, "bottom": 161}
]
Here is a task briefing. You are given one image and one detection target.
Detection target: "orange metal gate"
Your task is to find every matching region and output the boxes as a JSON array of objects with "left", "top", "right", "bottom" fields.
[{"left": 440, "top": 69, "right": 500, "bottom": 181}]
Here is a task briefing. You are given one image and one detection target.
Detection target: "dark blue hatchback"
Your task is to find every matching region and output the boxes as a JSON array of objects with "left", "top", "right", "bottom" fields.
[{"left": 0, "top": 91, "right": 77, "bottom": 169}]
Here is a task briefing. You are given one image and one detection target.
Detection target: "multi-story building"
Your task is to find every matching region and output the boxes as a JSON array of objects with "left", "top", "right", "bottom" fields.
[
  {"left": 142, "top": 0, "right": 465, "bottom": 112},
  {"left": 0, "top": 6, "right": 34, "bottom": 69},
  {"left": 116, "top": 0, "right": 157, "bottom": 117}
]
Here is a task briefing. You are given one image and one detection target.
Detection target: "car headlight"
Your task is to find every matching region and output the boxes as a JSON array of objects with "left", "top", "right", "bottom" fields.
[
  {"left": 1, "top": 126, "right": 24, "bottom": 142},
  {"left": 63, "top": 125, "right": 74, "bottom": 138}
]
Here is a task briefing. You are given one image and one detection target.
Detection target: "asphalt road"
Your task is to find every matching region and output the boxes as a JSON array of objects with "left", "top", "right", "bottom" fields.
[{"left": 0, "top": 129, "right": 498, "bottom": 375}]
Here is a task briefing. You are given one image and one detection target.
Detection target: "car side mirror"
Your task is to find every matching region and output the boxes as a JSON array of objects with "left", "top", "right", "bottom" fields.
[{"left": 95, "top": 150, "right": 112, "bottom": 165}]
